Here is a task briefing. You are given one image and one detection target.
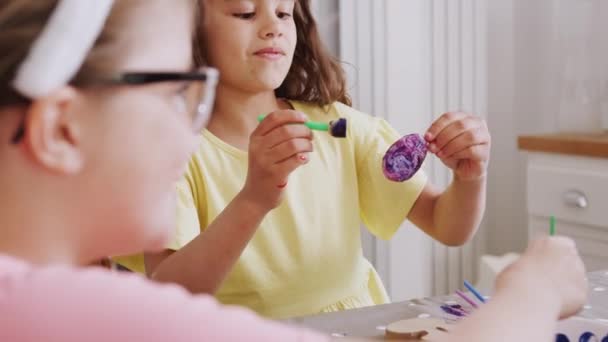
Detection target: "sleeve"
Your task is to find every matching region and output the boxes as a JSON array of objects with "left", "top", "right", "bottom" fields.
[
  {"left": 338, "top": 103, "right": 428, "bottom": 240},
  {"left": 0, "top": 267, "right": 328, "bottom": 342},
  {"left": 166, "top": 165, "right": 204, "bottom": 251}
]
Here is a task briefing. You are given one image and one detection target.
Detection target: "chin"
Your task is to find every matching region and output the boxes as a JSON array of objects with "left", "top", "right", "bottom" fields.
[
  {"left": 139, "top": 191, "right": 177, "bottom": 251},
  {"left": 253, "top": 73, "right": 289, "bottom": 90},
  {"left": 252, "top": 80, "right": 286, "bottom": 93},
  {"left": 144, "top": 220, "right": 173, "bottom": 252}
]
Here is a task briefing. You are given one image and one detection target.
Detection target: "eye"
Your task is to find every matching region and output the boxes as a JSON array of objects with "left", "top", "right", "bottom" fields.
[
  {"left": 175, "top": 83, "right": 188, "bottom": 96},
  {"left": 277, "top": 12, "right": 292, "bottom": 19},
  {"left": 170, "top": 84, "right": 189, "bottom": 116},
  {"left": 233, "top": 12, "right": 255, "bottom": 19}
]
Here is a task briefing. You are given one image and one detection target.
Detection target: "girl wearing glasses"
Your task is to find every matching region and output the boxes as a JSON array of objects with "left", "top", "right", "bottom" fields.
[{"left": 0, "top": 0, "right": 322, "bottom": 340}]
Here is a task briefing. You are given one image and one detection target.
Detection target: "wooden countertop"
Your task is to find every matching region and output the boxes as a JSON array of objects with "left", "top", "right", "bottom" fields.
[{"left": 518, "top": 132, "right": 608, "bottom": 159}]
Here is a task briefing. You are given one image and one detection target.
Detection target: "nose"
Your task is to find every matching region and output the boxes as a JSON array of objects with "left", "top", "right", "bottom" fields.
[{"left": 259, "top": 14, "right": 282, "bottom": 40}]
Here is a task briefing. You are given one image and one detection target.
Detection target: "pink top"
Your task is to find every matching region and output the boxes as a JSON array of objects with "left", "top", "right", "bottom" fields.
[{"left": 0, "top": 254, "right": 327, "bottom": 342}]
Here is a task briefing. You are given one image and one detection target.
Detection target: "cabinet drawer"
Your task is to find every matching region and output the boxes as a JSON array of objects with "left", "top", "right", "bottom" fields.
[
  {"left": 527, "top": 163, "right": 608, "bottom": 228},
  {"left": 529, "top": 218, "right": 608, "bottom": 272}
]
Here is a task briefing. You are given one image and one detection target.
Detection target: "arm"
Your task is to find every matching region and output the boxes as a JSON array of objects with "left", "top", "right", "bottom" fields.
[
  {"left": 408, "top": 176, "right": 486, "bottom": 246},
  {"left": 408, "top": 112, "right": 490, "bottom": 246},
  {"left": 146, "top": 192, "right": 269, "bottom": 294},
  {"left": 145, "top": 110, "right": 313, "bottom": 294},
  {"left": 439, "top": 236, "right": 587, "bottom": 342},
  {"left": 442, "top": 281, "right": 559, "bottom": 342}
]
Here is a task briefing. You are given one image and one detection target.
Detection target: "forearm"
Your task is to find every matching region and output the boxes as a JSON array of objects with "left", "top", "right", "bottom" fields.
[
  {"left": 432, "top": 174, "right": 486, "bottom": 246},
  {"left": 442, "top": 285, "right": 560, "bottom": 342},
  {"left": 151, "top": 192, "right": 268, "bottom": 293}
]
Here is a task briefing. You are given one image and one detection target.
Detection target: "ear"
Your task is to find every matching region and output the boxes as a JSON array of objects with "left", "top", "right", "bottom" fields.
[{"left": 23, "top": 86, "right": 84, "bottom": 174}]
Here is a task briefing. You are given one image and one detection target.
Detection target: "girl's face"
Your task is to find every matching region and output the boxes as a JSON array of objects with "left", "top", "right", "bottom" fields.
[
  {"left": 202, "top": 0, "right": 297, "bottom": 94},
  {"left": 73, "top": 0, "right": 207, "bottom": 258}
]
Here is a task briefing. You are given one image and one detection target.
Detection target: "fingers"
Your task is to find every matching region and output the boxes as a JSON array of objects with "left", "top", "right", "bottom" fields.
[
  {"left": 428, "top": 115, "right": 488, "bottom": 154},
  {"left": 425, "top": 112, "right": 469, "bottom": 143},
  {"left": 275, "top": 154, "right": 310, "bottom": 179},
  {"left": 270, "top": 138, "right": 313, "bottom": 163},
  {"left": 441, "top": 139, "right": 490, "bottom": 161},
  {"left": 263, "top": 124, "right": 313, "bottom": 149},
  {"left": 254, "top": 110, "right": 307, "bottom": 137}
]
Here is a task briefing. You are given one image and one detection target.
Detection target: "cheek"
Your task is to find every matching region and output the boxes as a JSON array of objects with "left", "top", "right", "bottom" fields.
[
  {"left": 204, "top": 19, "right": 250, "bottom": 62},
  {"left": 146, "top": 107, "right": 197, "bottom": 174},
  {"left": 78, "top": 97, "right": 191, "bottom": 249},
  {"left": 77, "top": 99, "right": 136, "bottom": 172},
  {"left": 138, "top": 105, "right": 186, "bottom": 149},
  {"left": 108, "top": 111, "right": 192, "bottom": 227},
  {"left": 287, "top": 24, "right": 297, "bottom": 52},
  {"left": 92, "top": 97, "right": 192, "bottom": 179}
]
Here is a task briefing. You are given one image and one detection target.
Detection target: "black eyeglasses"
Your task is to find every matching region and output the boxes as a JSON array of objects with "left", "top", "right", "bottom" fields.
[{"left": 10, "top": 67, "right": 219, "bottom": 144}]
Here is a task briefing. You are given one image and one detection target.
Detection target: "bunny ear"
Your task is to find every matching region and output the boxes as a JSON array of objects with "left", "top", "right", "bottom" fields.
[{"left": 12, "top": 0, "right": 115, "bottom": 99}]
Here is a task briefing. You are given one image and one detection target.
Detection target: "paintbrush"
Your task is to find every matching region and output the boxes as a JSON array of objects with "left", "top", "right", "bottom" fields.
[{"left": 257, "top": 115, "right": 348, "bottom": 138}]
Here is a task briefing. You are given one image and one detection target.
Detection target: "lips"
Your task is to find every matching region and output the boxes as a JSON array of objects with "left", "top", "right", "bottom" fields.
[{"left": 254, "top": 47, "right": 285, "bottom": 59}]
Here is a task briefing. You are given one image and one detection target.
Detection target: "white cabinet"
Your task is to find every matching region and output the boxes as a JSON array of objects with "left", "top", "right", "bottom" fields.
[{"left": 525, "top": 153, "right": 608, "bottom": 271}]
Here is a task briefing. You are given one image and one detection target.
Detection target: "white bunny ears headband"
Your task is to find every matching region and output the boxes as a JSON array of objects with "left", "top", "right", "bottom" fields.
[{"left": 12, "top": 0, "right": 115, "bottom": 99}]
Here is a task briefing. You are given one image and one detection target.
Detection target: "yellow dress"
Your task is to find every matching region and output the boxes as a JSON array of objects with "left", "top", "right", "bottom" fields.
[{"left": 115, "top": 101, "right": 427, "bottom": 319}]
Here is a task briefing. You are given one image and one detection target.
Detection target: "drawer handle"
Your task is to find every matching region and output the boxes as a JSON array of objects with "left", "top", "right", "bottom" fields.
[{"left": 563, "top": 190, "right": 588, "bottom": 209}]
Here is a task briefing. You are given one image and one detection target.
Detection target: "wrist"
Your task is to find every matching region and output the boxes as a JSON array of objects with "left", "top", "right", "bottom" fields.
[
  {"left": 235, "top": 189, "right": 272, "bottom": 217},
  {"left": 495, "top": 269, "right": 561, "bottom": 317},
  {"left": 453, "top": 171, "right": 487, "bottom": 183}
]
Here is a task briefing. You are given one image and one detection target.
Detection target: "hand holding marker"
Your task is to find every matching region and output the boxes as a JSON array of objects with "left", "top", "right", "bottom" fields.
[{"left": 455, "top": 215, "right": 558, "bottom": 315}]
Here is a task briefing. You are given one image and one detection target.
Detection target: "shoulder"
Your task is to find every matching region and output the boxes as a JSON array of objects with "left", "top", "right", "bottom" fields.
[{"left": 0, "top": 264, "right": 232, "bottom": 341}]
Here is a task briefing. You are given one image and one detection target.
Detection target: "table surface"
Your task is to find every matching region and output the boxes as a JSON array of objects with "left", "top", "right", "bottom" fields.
[{"left": 286, "top": 271, "right": 608, "bottom": 339}]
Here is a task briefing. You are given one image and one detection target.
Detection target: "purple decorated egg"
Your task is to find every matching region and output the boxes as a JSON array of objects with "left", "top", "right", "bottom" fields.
[{"left": 383, "top": 134, "right": 428, "bottom": 182}]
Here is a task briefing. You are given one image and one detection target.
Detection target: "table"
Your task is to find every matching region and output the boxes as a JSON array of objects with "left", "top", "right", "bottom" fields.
[{"left": 286, "top": 271, "right": 608, "bottom": 339}]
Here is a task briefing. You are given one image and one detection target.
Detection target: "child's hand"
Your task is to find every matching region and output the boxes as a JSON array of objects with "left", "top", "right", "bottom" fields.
[
  {"left": 424, "top": 112, "right": 490, "bottom": 181},
  {"left": 241, "top": 110, "right": 313, "bottom": 211},
  {"left": 495, "top": 236, "right": 588, "bottom": 319}
]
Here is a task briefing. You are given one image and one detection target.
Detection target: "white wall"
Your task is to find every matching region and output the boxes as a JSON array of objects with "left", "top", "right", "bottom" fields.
[
  {"left": 484, "top": 0, "right": 608, "bottom": 255},
  {"left": 485, "top": 0, "right": 525, "bottom": 255},
  {"left": 311, "top": 0, "right": 340, "bottom": 55}
]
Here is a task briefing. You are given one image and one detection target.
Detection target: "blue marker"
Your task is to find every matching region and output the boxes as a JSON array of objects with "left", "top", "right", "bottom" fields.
[{"left": 463, "top": 280, "right": 486, "bottom": 304}]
